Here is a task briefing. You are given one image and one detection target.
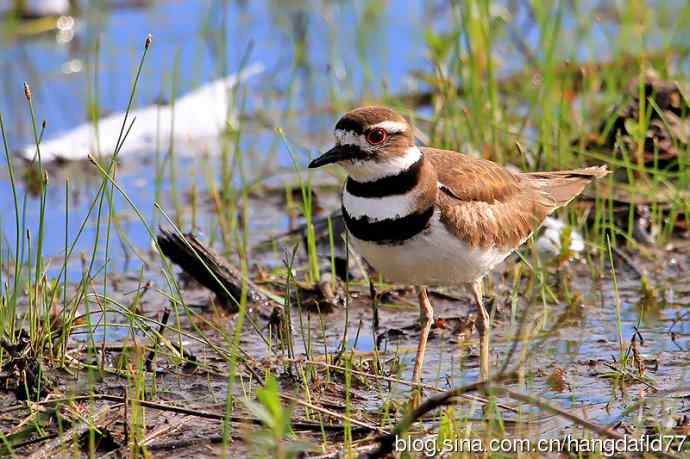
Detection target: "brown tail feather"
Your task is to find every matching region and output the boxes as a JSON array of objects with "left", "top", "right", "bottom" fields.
[{"left": 525, "top": 165, "right": 609, "bottom": 208}]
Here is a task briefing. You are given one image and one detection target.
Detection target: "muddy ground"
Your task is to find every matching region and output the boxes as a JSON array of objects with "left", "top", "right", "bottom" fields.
[{"left": 2, "top": 208, "right": 689, "bottom": 457}]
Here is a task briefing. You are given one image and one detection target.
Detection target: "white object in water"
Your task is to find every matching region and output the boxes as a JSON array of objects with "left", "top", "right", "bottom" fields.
[
  {"left": 21, "top": 63, "right": 264, "bottom": 162},
  {"left": 22, "top": 0, "right": 69, "bottom": 16},
  {"left": 535, "top": 217, "right": 585, "bottom": 256}
]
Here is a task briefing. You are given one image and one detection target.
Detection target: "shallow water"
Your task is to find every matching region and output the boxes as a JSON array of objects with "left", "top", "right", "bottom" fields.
[
  {"left": 3, "top": 0, "right": 687, "bottom": 276},
  {"left": 1, "top": 0, "right": 438, "bottom": 282}
]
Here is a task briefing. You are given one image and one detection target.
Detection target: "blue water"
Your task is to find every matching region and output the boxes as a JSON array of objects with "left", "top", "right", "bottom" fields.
[
  {"left": 3, "top": 1, "right": 687, "bottom": 277},
  {"left": 2, "top": 1, "right": 435, "bottom": 145},
  {"left": 0, "top": 1, "right": 439, "bottom": 279}
]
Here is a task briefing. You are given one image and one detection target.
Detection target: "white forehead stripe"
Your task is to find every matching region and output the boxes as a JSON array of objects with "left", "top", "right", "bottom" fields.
[
  {"left": 369, "top": 120, "right": 408, "bottom": 134},
  {"left": 335, "top": 129, "right": 364, "bottom": 147}
]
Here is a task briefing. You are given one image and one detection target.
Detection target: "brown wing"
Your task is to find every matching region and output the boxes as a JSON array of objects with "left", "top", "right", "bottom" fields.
[
  {"left": 422, "top": 148, "right": 605, "bottom": 249},
  {"left": 422, "top": 147, "right": 526, "bottom": 202}
]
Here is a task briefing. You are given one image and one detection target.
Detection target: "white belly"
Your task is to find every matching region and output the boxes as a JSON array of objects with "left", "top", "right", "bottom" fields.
[{"left": 348, "top": 212, "right": 512, "bottom": 286}]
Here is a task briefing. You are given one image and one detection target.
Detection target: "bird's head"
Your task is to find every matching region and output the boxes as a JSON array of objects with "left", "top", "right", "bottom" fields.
[{"left": 308, "top": 106, "right": 419, "bottom": 182}]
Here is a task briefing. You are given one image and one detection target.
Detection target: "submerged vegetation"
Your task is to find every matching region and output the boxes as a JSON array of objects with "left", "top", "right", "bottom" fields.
[{"left": 1, "top": 1, "right": 690, "bottom": 457}]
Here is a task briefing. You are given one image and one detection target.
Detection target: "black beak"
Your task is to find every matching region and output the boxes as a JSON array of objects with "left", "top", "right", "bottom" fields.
[{"left": 308, "top": 145, "right": 353, "bottom": 168}]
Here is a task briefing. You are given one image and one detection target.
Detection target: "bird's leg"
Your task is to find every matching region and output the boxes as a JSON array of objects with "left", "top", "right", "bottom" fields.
[
  {"left": 412, "top": 286, "right": 434, "bottom": 388},
  {"left": 472, "top": 279, "right": 490, "bottom": 380}
]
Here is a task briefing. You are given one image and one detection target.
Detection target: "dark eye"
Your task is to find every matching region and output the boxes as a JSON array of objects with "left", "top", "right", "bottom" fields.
[{"left": 366, "top": 128, "right": 387, "bottom": 145}]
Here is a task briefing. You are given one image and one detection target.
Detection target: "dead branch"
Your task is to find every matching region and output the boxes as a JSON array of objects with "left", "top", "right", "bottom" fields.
[
  {"left": 26, "top": 405, "right": 114, "bottom": 459},
  {"left": 360, "top": 372, "right": 519, "bottom": 459},
  {"left": 157, "top": 228, "right": 281, "bottom": 317},
  {"left": 361, "top": 377, "right": 686, "bottom": 459}
]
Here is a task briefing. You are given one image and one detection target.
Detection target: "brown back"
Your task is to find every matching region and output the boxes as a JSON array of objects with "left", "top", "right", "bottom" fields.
[{"left": 423, "top": 147, "right": 607, "bottom": 249}]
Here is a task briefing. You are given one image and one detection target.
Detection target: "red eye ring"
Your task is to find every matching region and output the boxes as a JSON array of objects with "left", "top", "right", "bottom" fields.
[{"left": 366, "top": 128, "right": 387, "bottom": 145}]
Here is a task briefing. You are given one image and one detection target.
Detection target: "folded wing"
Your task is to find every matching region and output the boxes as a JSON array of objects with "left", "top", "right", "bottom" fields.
[{"left": 422, "top": 147, "right": 607, "bottom": 249}]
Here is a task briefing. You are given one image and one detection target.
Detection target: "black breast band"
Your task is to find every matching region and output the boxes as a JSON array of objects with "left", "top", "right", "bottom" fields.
[
  {"left": 342, "top": 204, "right": 434, "bottom": 245},
  {"left": 345, "top": 156, "right": 423, "bottom": 198}
]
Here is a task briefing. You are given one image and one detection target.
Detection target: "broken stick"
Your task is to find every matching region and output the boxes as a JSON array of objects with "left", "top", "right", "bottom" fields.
[{"left": 157, "top": 228, "right": 281, "bottom": 317}]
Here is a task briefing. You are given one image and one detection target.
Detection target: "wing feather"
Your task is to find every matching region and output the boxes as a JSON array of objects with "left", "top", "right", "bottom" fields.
[{"left": 422, "top": 148, "right": 605, "bottom": 249}]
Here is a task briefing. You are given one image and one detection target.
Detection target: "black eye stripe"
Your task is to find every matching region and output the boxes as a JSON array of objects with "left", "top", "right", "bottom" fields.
[
  {"left": 335, "top": 118, "right": 363, "bottom": 135},
  {"left": 339, "top": 144, "right": 370, "bottom": 161}
]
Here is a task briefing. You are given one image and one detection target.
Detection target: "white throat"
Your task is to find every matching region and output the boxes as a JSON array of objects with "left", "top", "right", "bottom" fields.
[{"left": 342, "top": 146, "right": 421, "bottom": 182}]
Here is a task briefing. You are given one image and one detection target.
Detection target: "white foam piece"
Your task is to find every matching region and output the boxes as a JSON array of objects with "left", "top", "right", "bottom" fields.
[
  {"left": 21, "top": 63, "right": 264, "bottom": 162},
  {"left": 1, "top": 0, "right": 69, "bottom": 16},
  {"left": 24, "top": 0, "right": 69, "bottom": 16},
  {"left": 536, "top": 216, "right": 585, "bottom": 256}
]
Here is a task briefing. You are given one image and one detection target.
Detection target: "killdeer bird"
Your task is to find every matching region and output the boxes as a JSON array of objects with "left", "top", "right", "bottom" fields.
[{"left": 308, "top": 106, "right": 607, "bottom": 385}]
